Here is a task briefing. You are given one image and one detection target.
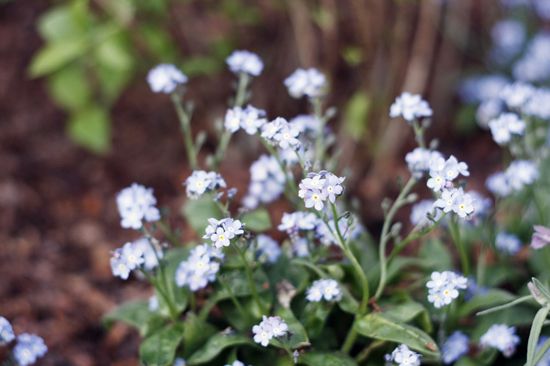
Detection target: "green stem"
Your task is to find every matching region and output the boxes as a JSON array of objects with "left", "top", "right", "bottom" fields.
[
  {"left": 171, "top": 93, "right": 197, "bottom": 169},
  {"left": 218, "top": 274, "right": 249, "bottom": 321},
  {"left": 234, "top": 242, "right": 264, "bottom": 314},
  {"left": 374, "top": 177, "right": 417, "bottom": 300},
  {"left": 412, "top": 120, "right": 426, "bottom": 148},
  {"left": 449, "top": 217, "right": 469, "bottom": 276},
  {"left": 312, "top": 97, "right": 326, "bottom": 167},
  {"left": 355, "top": 340, "right": 385, "bottom": 363}
]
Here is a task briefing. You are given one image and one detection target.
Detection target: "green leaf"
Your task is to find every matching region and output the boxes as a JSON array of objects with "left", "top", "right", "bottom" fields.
[
  {"left": 29, "top": 38, "right": 87, "bottom": 77},
  {"left": 526, "top": 305, "right": 550, "bottom": 366},
  {"left": 182, "top": 313, "right": 217, "bottom": 357},
  {"left": 454, "top": 357, "right": 478, "bottom": 366},
  {"left": 383, "top": 301, "right": 426, "bottom": 323},
  {"left": 337, "top": 286, "right": 359, "bottom": 315},
  {"left": 47, "top": 64, "right": 90, "bottom": 111},
  {"left": 67, "top": 105, "right": 111, "bottom": 153},
  {"left": 532, "top": 337, "right": 550, "bottom": 366},
  {"left": 354, "top": 313, "right": 440, "bottom": 358},
  {"left": 344, "top": 91, "right": 370, "bottom": 141},
  {"left": 418, "top": 239, "right": 452, "bottom": 271},
  {"left": 37, "top": 2, "right": 89, "bottom": 41},
  {"left": 298, "top": 352, "right": 357, "bottom": 366},
  {"left": 458, "top": 289, "right": 515, "bottom": 317},
  {"left": 182, "top": 195, "right": 223, "bottom": 233},
  {"left": 103, "top": 300, "right": 164, "bottom": 337},
  {"left": 139, "top": 323, "right": 185, "bottom": 366},
  {"left": 301, "top": 302, "right": 332, "bottom": 339},
  {"left": 241, "top": 208, "right": 272, "bottom": 232},
  {"left": 273, "top": 307, "right": 310, "bottom": 350},
  {"left": 94, "top": 32, "right": 133, "bottom": 71},
  {"left": 186, "top": 332, "right": 256, "bottom": 364},
  {"left": 160, "top": 248, "right": 191, "bottom": 315}
]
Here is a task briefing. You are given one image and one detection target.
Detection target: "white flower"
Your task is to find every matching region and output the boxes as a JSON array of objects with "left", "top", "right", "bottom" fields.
[
  {"left": 0, "top": 317, "right": 15, "bottom": 344},
  {"left": 252, "top": 316, "right": 288, "bottom": 347},
  {"left": 434, "top": 188, "right": 457, "bottom": 213},
  {"left": 410, "top": 200, "right": 437, "bottom": 227},
  {"left": 204, "top": 218, "right": 244, "bottom": 248},
  {"left": 506, "top": 160, "right": 539, "bottom": 191},
  {"left": 224, "top": 105, "right": 267, "bottom": 134},
  {"left": 291, "top": 237, "right": 310, "bottom": 257},
  {"left": 255, "top": 235, "right": 281, "bottom": 263},
  {"left": 480, "top": 324, "right": 520, "bottom": 357},
  {"left": 262, "top": 117, "right": 301, "bottom": 150},
  {"left": 117, "top": 183, "right": 161, "bottom": 230},
  {"left": 132, "top": 238, "right": 163, "bottom": 270},
  {"left": 500, "top": 82, "right": 534, "bottom": 109},
  {"left": 298, "top": 171, "right": 345, "bottom": 211},
  {"left": 386, "top": 344, "right": 421, "bottom": 366},
  {"left": 434, "top": 188, "right": 475, "bottom": 219},
  {"left": 389, "top": 92, "right": 432, "bottom": 122},
  {"left": 284, "top": 68, "right": 327, "bottom": 99},
  {"left": 173, "top": 358, "right": 186, "bottom": 366},
  {"left": 147, "top": 64, "right": 187, "bottom": 94},
  {"left": 175, "top": 244, "right": 223, "bottom": 291},
  {"left": 110, "top": 241, "right": 149, "bottom": 280},
  {"left": 443, "top": 156, "right": 469, "bottom": 181},
  {"left": 426, "top": 271, "right": 468, "bottom": 309},
  {"left": 427, "top": 170, "right": 447, "bottom": 192},
  {"left": 185, "top": 170, "right": 226, "bottom": 199},
  {"left": 13, "top": 333, "right": 48, "bottom": 366},
  {"left": 405, "top": 148, "right": 443, "bottom": 177},
  {"left": 224, "top": 106, "right": 244, "bottom": 133},
  {"left": 306, "top": 279, "right": 342, "bottom": 302},
  {"left": 495, "top": 232, "right": 522, "bottom": 255},
  {"left": 226, "top": 50, "right": 263, "bottom": 76},
  {"left": 441, "top": 331, "right": 469, "bottom": 364},
  {"left": 486, "top": 172, "right": 512, "bottom": 197},
  {"left": 488, "top": 113, "right": 525, "bottom": 145}
]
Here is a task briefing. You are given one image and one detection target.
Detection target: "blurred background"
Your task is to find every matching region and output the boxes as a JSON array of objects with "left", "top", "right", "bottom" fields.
[{"left": 0, "top": 0, "right": 544, "bottom": 364}]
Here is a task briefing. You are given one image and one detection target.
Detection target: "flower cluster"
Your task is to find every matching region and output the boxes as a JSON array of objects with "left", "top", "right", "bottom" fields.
[
  {"left": 306, "top": 279, "right": 342, "bottom": 302},
  {"left": 242, "top": 155, "right": 285, "bottom": 209},
  {"left": 252, "top": 316, "right": 288, "bottom": 347},
  {"left": 185, "top": 170, "right": 226, "bottom": 199},
  {"left": 13, "top": 333, "right": 48, "bottom": 366},
  {"left": 278, "top": 211, "right": 318, "bottom": 233},
  {"left": 385, "top": 344, "right": 421, "bottom": 366},
  {"left": 110, "top": 239, "right": 162, "bottom": 280},
  {"left": 254, "top": 234, "right": 281, "bottom": 264},
  {"left": 389, "top": 92, "right": 433, "bottom": 122},
  {"left": 116, "top": 183, "right": 160, "bottom": 230},
  {"left": 495, "top": 232, "right": 522, "bottom": 255},
  {"left": 488, "top": 113, "right": 525, "bottom": 145},
  {"left": 441, "top": 331, "right": 469, "bottom": 364},
  {"left": 175, "top": 244, "right": 223, "bottom": 291},
  {"left": 298, "top": 171, "right": 345, "bottom": 211},
  {"left": 405, "top": 148, "right": 443, "bottom": 177},
  {"left": 226, "top": 50, "right": 263, "bottom": 76},
  {"left": 426, "top": 155, "right": 470, "bottom": 192},
  {"left": 284, "top": 68, "right": 326, "bottom": 99},
  {"left": 486, "top": 160, "right": 539, "bottom": 197},
  {"left": 204, "top": 218, "right": 244, "bottom": 248},
  {"left": 426, "top": 271, "right": 468, "bottom": 308},
  {"left": 224, "top": 105, "right": 267, "bottom": 135},
  {"left": 261, "top": 117, "right": 301, "bottom": 150},
  {"left": 0, "top": 317, "right": 47, "bottom": 366},
  {"left": 147, "top": 64, "right": 187, "bottom": 94},
  {"left": 480, "top": 324, "right": 520, "bottom": 357}
]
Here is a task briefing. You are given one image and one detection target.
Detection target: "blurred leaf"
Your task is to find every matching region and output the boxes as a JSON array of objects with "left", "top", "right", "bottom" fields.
[
  {"left": 418, "top": 239, "right": 452, "bottom": 271},
  {"left": 182, "top": 56, "right": 223, "bottom": 77},
  {"left": 458, "top": 289, "right": 515, "bottom": 317},
  {"left": 99, "top": 0, "right": 134, "bottom": 25},
  {"left": 273, "top": 306, "right": 310, "bottom": 350},
  {"left": 103, "top": 300, "right": 164, "bottom": 337},
  {"left": 182, "top": 195, "right": 223, "bottom": 233},
  {"left": 337, "top": 286, "right": 359, "bottom": 315},
  {"left": 67, "top": 105, "right": 111, "bottom": 153},
  {"left": 344, "top": 92, "right": 370, "bottom": 141},
  {"left": 29, "top": 38, "right": 88, "bottom": 77},
  {"left": 301, "top": 302, "right": 332, "bottom": 339},
  {"left": 526, "top": 306, "right": 550, "bottom": 366},
  {"left": 95, "top": 32, "right": 134, "bottom": 71},
  {"left": 182, "top": 313, "right": 217, "bottom": 357},
  {"left": 47, "top": 64, "right": 90, "bottom": 111},
  {"left": 220, "top": 0, "right": 260, "bottom": 25},
  {"left": 37, "top": 1, "right": 89, "bottom": 41},
  {"left": 454, "top": 357, "right": 478, "bottom": 366},
  {"left": 160, "top": 248, "right": 191, "bottom": 316},
  {"left": 140, "top": 24, "right": 179, "bottom": 61},
  {"left": 139, "top": 323, "right": 185, "bottom": 366},
  {"left": 242, "top": 208, "right": 272, "bottom": 232},
  {"left": 342, "top": 47, "right": 363, "bottom": 66},
  {"left": 354, "top": 313, "right": 440, "bottom": 358},
  {"left": 383, "top": 301, "right": 426, "bottom": 323},
  {"left": 186, "top": 332, "right": 256, "bottom": 364},
  {"left": 298, "top": 352, "right": 357, "bottom": 366}
]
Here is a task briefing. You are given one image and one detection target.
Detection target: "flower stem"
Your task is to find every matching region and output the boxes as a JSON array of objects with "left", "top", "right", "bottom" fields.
[
  {"left": 234, "top": 242, "right": 264, "bottom": 315},
  {"left": 449, "top": 217, "right": 470, "bottom": 276},
  {"left": 171, "top": 93, "right": 198, "bottom": 170},
  {"left": 374, "top": 177, "right": 417, "bottom": 300},
  {"left": 312, "top": 97, "right": 326, "bottom": 167}
]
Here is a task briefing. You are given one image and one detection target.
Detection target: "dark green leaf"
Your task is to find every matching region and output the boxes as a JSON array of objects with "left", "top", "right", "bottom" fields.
[
  {"left": 103, "top": 300, "right": 164, "bottom": 337},
  {"left": 301, "top": 302, "right": 332, "bottom": 339},
  {"left": 273, "top": 307, "right": 310, "bottom": 350},
  {"left": 139, "top": 323, "right": 185, "bottom": 366},
  {"left": 187, "top": 332, "right": 255, "bottom": 364},
  {"left": 418, "top": 239, "right": 452, "bottom": 271},
  {"left": 241, "top": 208, "right": 271, "bottom": 232},
  {"left": 182, "top": 313, "right": 217, "bottom": 357},
  {"left": 526, "top": 306, "right": 550, "bottom": 366},
  {"left": 299, "top": 352, "right": 357, "bottom": 366},
  {"left": 458, "top": 289, "right": 515, "bottom": 317},
  {"left": 383, "top": 301, "right": 426, "bottom": 323},
  {"left": 47, "top": 64, "right": 90, "bottom": 111},
  {"left": 354, "top": 313, "right": 440, "bottom": 358}
]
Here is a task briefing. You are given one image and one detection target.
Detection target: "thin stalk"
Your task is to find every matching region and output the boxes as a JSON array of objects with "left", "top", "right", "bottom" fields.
[
  {"left": 412, "top": 120, "right": 426, "bottom": 148},
  {"left": 449, "top": 217, "right": 469, "bottom": 276},
  {"left": 374, "top": 177, "right": 417, "bottom": 300},
  {"left": 171, "top": 93, "right": 197, "bottom": 169},
  {"left": 234, "top": 242, "right": 264, "bottom": 314},
  {"left": 356, "top": 340, "right": 385, "bottom": 363},
  {"left": 312, "top": 97, "right": 326, "bottom": 167}
]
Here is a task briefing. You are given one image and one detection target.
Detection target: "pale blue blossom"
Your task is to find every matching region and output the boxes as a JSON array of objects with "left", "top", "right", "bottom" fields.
[
  {"left": 175, "top": 244, "right": 223, "bottom": 291},
  {"left": 495, "top": 232, "right": 522, "bottom": 255},
  {"left": 147, "top": 64, "right": 187, "bottom": 94},
  {"left": 441, "top": 331, "right": 469, "bottom": 364},
  {"left": 0, "top": 316, "right": 15, "bottom": 344},
  {"left": 252, "top": 316, "right": 288, "bottom": 347},
  {"left": 13, "top": 333, "right": 47, "bottom": 366},
  {"left": 389, "top": 92, "right": 432, "bottom": 122},
  {"left": 116, "top": 183, "right": 160, "bottom": 230},
  {"left": 480, "top": 324, "right": 520, "bottom": 357},
  {"left": 306, "top": 279, "right": 342, "bottom": 302},
  {"left": 285, "top": 68, "right": 327, "bottom": 99},
  {"left": 226, "top": 50, "right": 263, "bottom": 76}
]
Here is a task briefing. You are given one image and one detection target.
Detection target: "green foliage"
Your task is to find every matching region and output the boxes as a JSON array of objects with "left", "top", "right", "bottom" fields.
[
  {"left": 139, "top": 323, "right": 185, "bottom": 366},
  {"left": 186, "top": 332, "right": 256, "bottom": 364},
  {"left": 241, "top": 208, "right": 272, "bottom": 232},
  {"left": 182, "top": 195, "right": 223, "bottom": 233},
  {"left": 298, "top": 352, "right": 357, "bottom": 366},
  {"left": 344, "top": 91, "right": 370, "bottom": 141},
  {"left": 103, "top": 300, "right": 164, "bottom": 337}
]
